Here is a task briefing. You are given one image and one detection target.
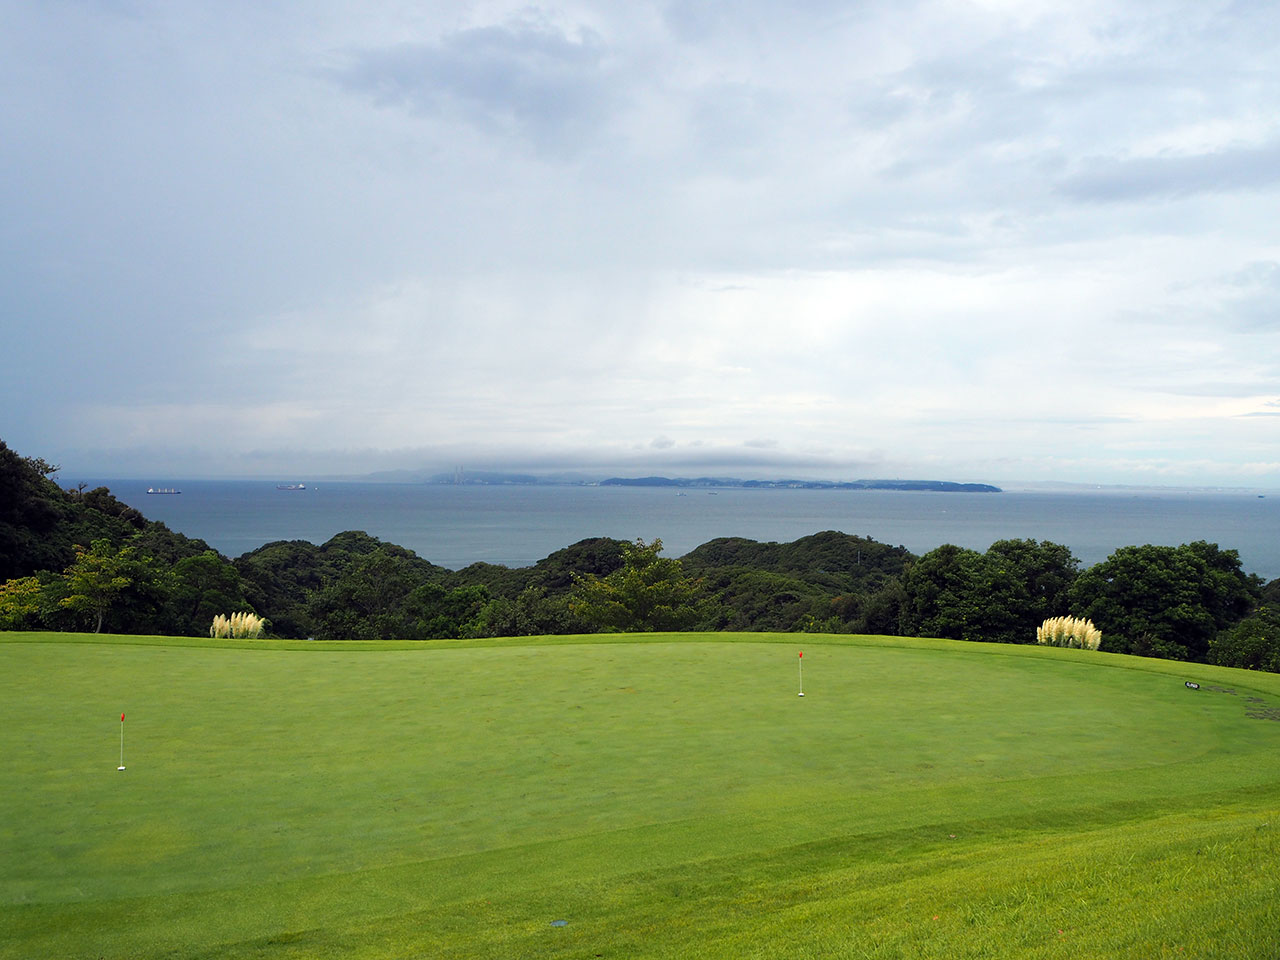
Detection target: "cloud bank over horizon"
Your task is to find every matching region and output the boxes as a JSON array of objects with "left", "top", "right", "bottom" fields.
[{"left": 3, "top": 1, "right": 1279, "bottom": 486}]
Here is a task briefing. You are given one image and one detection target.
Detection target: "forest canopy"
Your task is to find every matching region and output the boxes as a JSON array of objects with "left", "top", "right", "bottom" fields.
[{"left": 1, "top": 438, "right": 1276, "bottom": 670}]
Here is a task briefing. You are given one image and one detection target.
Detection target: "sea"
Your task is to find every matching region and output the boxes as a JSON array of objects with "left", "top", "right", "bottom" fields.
[{"left": 95, "top": 480, "right": 1280, "bottom": 582}]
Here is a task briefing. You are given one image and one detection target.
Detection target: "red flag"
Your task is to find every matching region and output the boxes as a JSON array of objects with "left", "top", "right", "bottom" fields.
[
  {"left": 121, "top": 713, "right": 125, "bottom": 722},
  {"left": 798, "top": 651, "right": 803, "bottom": 658}
]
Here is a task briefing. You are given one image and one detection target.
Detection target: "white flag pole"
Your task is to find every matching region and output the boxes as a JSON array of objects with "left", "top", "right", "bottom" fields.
[
  {"left": 798, "top": 651, "right": 804, "bottom": 697},
  {"left": 118, "top": 712, "right": 126, "bottom": 771}
]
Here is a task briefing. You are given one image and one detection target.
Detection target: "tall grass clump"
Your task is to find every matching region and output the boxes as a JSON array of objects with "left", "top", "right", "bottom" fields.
[
  {"left": 210, "top": 612, "right": 267, "bottom": 639},
  {"left": 1037, "top": 615, "right": 1102, "bottom": 650}
]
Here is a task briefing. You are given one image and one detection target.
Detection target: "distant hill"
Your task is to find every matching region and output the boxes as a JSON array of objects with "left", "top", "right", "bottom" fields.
[
  {"left": 0, "top": 438, "right": 216, "bottom": 581},
  {"left": 599, "top": 476, "right": 1002, "bottom": 492},
  {"left": 420, "top": 471, "right": 590, "bottom": 485},
  {"left": 372, "top": 470, "right": 1001, "bottom": 491}
]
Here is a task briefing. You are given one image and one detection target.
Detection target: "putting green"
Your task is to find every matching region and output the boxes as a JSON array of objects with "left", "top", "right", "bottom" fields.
[{"left": 3, "top": 633, "right": 1279, "bottom": 958}]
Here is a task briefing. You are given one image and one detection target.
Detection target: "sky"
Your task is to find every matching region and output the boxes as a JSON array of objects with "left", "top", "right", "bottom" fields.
[{"left": 2, "top": 0, "right": 1279, "bottom": 487}]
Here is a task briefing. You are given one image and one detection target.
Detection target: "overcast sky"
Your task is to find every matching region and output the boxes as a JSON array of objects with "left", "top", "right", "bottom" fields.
[{"left": 3, "top": 0, "right": 1279, "bottom": 486}]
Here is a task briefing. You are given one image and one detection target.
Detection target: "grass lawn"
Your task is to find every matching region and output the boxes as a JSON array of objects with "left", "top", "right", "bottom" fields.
[{"left": 2, "top": 631, "right": 1278, "bottom": 958}]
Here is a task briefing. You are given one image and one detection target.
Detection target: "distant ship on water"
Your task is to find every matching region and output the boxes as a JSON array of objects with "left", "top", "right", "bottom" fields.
[
  {"left": 276, "top": 483, "right": 307, "bottom": 491},
  {"left": 146, "top": 487, "right": 181, "bottom": 495}
]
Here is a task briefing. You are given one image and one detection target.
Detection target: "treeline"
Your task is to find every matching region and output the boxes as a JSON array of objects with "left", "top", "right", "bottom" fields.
[{"left": 2, "top": 438, "right": 1278, "bottom": 670}]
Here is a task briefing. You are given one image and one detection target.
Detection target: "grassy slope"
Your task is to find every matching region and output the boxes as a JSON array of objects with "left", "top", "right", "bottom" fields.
[{"left": 1, "top": 631, "right": 1278, "bottom": 959}]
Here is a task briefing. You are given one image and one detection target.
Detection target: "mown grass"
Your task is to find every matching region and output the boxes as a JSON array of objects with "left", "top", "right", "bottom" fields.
[{"left": 2, "top": 631, "right": 1278, "bottom": 958}]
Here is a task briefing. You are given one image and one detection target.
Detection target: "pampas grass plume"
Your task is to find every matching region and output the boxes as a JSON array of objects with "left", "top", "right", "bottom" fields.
[
  {"left": 210, "top": 611, "right": 266, "bottom": 639},
  {"left": 1036, "top": 615, "right": 1102, "bottom": 650}
]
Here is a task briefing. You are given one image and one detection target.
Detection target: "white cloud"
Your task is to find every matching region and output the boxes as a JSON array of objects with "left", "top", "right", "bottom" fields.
[
  {"left": 1058, "top": 141, "right": 1280, "bottom": 202},
  {"left": 1, "top": 0, "right": 1278, "bottom": 487},
  {"left": 333, "top": 16, "right": 615, "bottom": 153}
]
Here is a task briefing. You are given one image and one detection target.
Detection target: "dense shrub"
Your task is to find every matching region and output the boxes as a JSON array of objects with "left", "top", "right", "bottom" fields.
[
  {"left": 1209, "top": 607, "right": 1280, "bottom": 672},
  {"left": 1070, "top": 542, "right": 1256, "bottom": 660}
]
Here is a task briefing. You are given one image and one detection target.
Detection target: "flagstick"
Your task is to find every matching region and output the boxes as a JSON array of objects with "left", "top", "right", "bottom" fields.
[
  {"left": 118, "top": 712, "right": 126, "bottom": 771},
  {"left": 798, "top": 651, "right": 804, "bottom": 697}
]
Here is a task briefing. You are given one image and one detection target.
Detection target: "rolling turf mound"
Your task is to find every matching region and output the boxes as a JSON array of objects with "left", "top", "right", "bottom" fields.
[{"left": 2, "top": 632, "right": 1278, "bottom": 958}]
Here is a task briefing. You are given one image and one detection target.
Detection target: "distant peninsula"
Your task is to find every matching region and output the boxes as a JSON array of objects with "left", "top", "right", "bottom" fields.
[
  {"left": 598, "top": 477, "right": 1002, "bottom": 492},
  {"left": 420, "top": 471, "right": 1000, "bottom": 492}
]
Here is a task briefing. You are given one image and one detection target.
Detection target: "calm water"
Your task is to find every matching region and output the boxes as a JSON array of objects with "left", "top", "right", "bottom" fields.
[{"left": 98, "top": 481, "right": 1280, "bottom": 581}]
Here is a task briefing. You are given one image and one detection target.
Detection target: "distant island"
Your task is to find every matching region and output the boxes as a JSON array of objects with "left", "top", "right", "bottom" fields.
[
  {"left": 421, "top": 471, "right": 1000, "bottom": 492},
  {"left": 598, "top": 477, "right": 1002, "bottom": 493}
]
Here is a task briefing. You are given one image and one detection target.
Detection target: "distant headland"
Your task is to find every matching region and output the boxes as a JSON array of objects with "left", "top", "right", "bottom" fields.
[
  {"left": 597, "top": 477, "right": 1002, "bottom": 493},
  {"left": 417, "top": 471, "right": 1001, "bottom": 492}
]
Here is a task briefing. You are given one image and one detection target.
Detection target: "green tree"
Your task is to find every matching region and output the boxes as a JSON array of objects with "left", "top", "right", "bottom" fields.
[
  {"left": 682, "top": 532, "right": 914, "bottom": 633},
  {"left": 305, "top": 547, "right": 489, "bottom": 640},
  {"left": 698, "top": 569, "right": 828, "bottom": 632},
  {"left": 166, "top": 551, "right": 255, "bottom": 637},
  {"left": 1069, "top": 542, "right": 1256, "bottom": 660},
  {"left": 235, "top": 540, "right": 333, "bottom": 638},
  {"left": 1209, "top": 605, "right": 1280, "bottom": 672},
  {"left": 683, "top": 531, "right": 913, "bottom": 596},
  {"left": 469, "top": 586, "right": 588, "bottom": 638},
  {"left": 966, "top": 539, "right": 1079, "bottom": 645},
  {"left": 570, "top": 538, "right": 704, "bottom": 632},
  {"left": 58, "top": 539, "right": 161, "bottom": 634},
  {"left": 0, "top": 439, "right": 72, "bottom": 580},
  {"left": 524, "top": 537, "right": 628, "bottom": 592},
  {"left": 405, "top": 582, "right": 491, "bottom": 640},
  {"left": 899, "top": 544, "right": 982, "bottom": 640},
  {"left": 828, "top": 576, "right": 907, "bottom": 636},
  {"left": 307, "top": 548, "right": 423, "bottom": 640},
  {"left": 0, "top": 576, "right": 47, "bottom": 630},
  {"left": 22, "top": 455, "right": 59, "bottom": 478},
  {"left": 449, "top": 538, "right": 627, "bottom": 605},
  {"left": 238, "top": 532, "right": 451, "bottom": 639}
]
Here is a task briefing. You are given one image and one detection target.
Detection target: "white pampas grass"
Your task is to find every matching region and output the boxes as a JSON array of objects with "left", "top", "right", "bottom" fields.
[
  {"left": 210, "top": 611, "right": 266, "bottom": 639},
  {"left": 1036, "top": 615, "right": 1102, "bottom": 650}
]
